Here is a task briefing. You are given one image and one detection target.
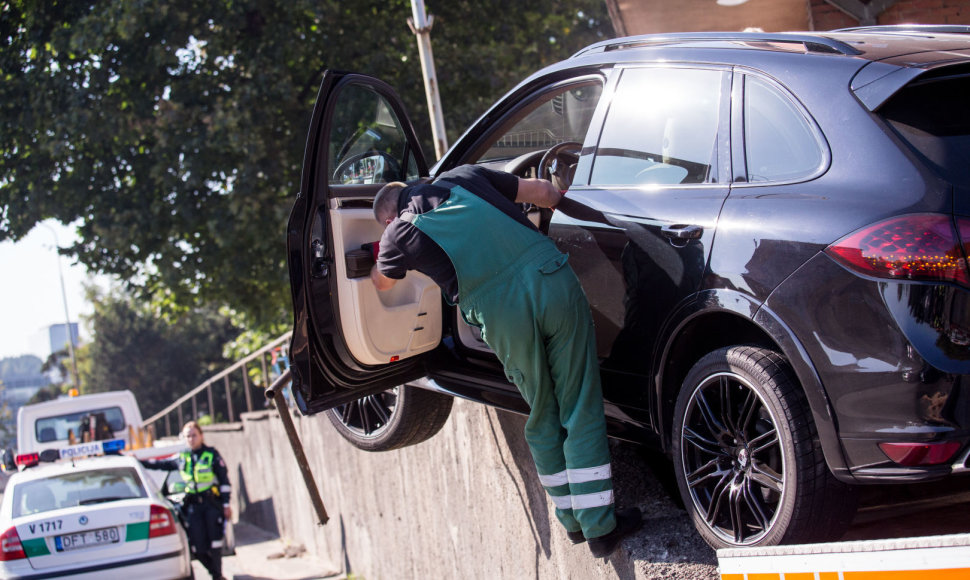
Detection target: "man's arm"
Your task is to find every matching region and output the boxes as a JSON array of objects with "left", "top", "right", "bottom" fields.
[
  {"left": 212, "top": 449, "right": 232, "bottom": 519},
  {"left": 514, "top": 177, "right": 563, "bottom": 208},
  {"left": 139, "top": 457, "right": 179, "bottom": 471},
  {"left": 371, "top": 264, "right": 399, "bottom": 291}
]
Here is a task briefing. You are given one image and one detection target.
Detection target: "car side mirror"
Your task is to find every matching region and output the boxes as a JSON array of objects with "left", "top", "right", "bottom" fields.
[{"left": 1, "top": 449, "right": 15, "bottom": 472}]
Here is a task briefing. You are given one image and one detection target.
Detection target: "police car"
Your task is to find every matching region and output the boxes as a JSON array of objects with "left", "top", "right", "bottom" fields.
[{"left": 0, "top": 440, "right": 192, "bottom": 579}]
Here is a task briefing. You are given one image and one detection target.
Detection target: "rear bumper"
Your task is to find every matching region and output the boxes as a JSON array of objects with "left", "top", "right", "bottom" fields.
[
  {"left": 1, "top": 547, "right": 191, "bottom": 580},
  {"left": 766, "top": 254, "right": 970, "bottom": 484}
]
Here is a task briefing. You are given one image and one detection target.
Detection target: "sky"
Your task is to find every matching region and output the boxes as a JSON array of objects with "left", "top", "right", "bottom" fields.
[{"left": 0, "top": 219, "right": 107, "bottom": 361}]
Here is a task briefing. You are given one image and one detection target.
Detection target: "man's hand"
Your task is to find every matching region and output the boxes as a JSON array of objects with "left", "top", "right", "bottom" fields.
[
  {"left": 370, "top": 264, "right": 398, "bottom": 291},
  {"left": 515, "top": 177, "right": 563, "bottom": 209},
  {"left": 224, "top": 505, "right": 232, "bottom": 520}
]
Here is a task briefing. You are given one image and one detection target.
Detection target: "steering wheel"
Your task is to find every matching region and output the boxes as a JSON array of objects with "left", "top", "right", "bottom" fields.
[
  {"left": 332, "top": 150, "right": 402, "bottom": 184},
  {"left": 539, "top": 141, "right": 582, "bottom": 192}
]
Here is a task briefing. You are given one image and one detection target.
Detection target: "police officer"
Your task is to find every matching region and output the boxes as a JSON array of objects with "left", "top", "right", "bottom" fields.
[
  {"left": 371, "top": 165, "right": 642, "bottom": 558},
  {"left": 142, "top": 421, "right": 231, "bottom": 579}
]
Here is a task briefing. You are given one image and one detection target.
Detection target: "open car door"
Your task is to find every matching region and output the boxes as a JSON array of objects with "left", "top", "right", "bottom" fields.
[{"left": 286, "top": 71, "right": 440, "bottom": 416}]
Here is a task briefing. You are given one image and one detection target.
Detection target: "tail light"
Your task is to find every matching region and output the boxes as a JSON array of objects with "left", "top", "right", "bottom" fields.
[
  {"left": 878, "top": 441, "right": 963, "bottom": 466},
  {"left": 0, "top": 527, "right": 25, "bottom": 561},
  {"left": 825, "top": 214, "right": 970, "bottom": 287},
  {"left": 148, "top": 505, "right": 177, "bottom": 538}
]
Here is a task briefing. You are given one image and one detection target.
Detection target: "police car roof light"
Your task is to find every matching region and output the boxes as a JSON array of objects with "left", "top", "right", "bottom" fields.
[
  {"left": 14, "top": 453, "right": 39, "bottom": 468},
  {"left": 102, "top": 439, "right": 126, "bottom": 455}
]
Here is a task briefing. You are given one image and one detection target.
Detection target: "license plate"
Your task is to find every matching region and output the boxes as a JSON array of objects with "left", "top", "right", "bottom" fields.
[{"left": 55, "top": 527, "right": 120, "bottom": 551}]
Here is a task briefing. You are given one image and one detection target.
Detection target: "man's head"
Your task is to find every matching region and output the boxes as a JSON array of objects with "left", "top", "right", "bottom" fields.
[
  {"left": 182, "top": 420, "right": 204, "bottom": 450},
  {"left": 373, "top": 181, "right": 406, "bottom": 226}
]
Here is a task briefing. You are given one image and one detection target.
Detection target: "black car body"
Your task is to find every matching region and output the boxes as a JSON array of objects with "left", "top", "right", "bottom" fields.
[{"left": 285, "top": 27, "right": 970, "bottom": 548}]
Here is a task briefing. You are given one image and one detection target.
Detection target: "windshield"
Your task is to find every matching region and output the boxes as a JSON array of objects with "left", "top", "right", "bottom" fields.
[
  {"left": 35, "top": 406, "right": 126, "bottom": 443},
  {"left": 476, "top": 82, "right": 603, "bottom": 163},
  {"left": 880, "top": 67, "right": 970, "bottom": 188},
  {"left": 13, "top": 467, "right": 147, "bottom": 517}
]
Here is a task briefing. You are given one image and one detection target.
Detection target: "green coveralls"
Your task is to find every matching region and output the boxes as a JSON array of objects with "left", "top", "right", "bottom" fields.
[{"left": 404, "top": 181, "right": 617, "bottom": 539}]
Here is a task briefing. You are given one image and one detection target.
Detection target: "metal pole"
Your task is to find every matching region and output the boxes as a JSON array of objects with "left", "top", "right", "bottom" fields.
[
  {"left": 266, "top": 370, "right": 329, "bottom": 525},
  {"left": 409, "top": 0, "right": 448, "bottom": 160},
  {"left": 38, "top": 223, "right": 81, "bottom": 388}
]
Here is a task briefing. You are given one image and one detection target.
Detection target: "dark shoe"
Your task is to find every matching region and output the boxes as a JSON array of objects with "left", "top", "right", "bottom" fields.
[
  {"left": 566, "top": 529, "right": 586, "bottom": 544},
  {"left": 587, "top": 507, "right": 643, "bottom": 559}
]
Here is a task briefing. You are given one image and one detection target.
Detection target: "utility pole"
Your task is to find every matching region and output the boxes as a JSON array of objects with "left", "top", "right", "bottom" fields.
[
  {"left": 408, "top": 0, "right": 448, "bottom": 160},
  {"left": 40, "top": 223, "right": 81, "bottom": 389}
]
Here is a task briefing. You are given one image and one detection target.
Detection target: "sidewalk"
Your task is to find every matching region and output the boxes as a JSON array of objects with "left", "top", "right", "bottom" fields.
[{"left": 192, "top": 521, "right": 341, "bottom": 580}]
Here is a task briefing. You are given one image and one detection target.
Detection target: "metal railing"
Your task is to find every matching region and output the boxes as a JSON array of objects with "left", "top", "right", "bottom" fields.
[{"left": 143, "top": 332, "right": 292, "bottom": 437}]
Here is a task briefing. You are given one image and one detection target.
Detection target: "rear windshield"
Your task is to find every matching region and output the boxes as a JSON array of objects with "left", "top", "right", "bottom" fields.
[
  {"left": 880, "top": 68, "right": 970, "bottom": 188},
  {"left": 35, "top": 406, "right": 127, "bottom": 444},
  {"left": 12, "top": 467, "right": 147, "bottom": 517}
]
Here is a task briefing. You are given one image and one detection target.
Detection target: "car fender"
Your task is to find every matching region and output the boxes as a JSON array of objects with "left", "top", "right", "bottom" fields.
[{"left": 654, "top": 288, "right": 851, "bottom": 480}]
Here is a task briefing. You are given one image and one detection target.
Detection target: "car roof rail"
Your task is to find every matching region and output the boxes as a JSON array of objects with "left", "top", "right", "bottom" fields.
[
  {"left": 572, "top": 32, "right": 862, "bottom": 58},
  {"left": 834, "top": 24, "right": 970, "bottom": 35}
]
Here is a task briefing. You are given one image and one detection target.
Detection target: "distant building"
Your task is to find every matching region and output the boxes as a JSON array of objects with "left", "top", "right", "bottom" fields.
[{"left": 48, "top": 322, "right": 79, "bottom": 355}]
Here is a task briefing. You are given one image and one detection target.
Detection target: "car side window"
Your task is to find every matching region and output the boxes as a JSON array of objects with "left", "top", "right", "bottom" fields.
[
  {"left": 475, "top": 82, "right": 603, "bottom": 164},
  {"left": 743, "top": 75, "right": 823, "bottom": 182},
  {"left": 328, "top": 84, "right": 417, "bottom": 184},
  {"left": 590, "top": 67, "right": 723, "bottom": 186}
]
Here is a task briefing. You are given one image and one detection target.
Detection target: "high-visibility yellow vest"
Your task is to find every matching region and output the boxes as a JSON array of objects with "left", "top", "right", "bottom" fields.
[{"left": 179, "top": 450, "right": 216, "bottom": 494}]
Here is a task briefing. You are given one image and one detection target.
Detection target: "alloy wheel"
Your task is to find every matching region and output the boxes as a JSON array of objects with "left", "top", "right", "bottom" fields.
[
  {"left": 328, "top": 387, "right": 400, "bottom": 439},
  {"left": 679, "top": 371, "right": 786, "bottom": 545}
]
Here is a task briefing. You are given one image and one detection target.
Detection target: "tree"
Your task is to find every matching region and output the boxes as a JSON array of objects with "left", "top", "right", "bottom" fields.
[
  {"left": 83, "top": 286, "right": 238, "bottom": 418},
  {"left": 1, "top": 1, "right": 612, "bottom": 330}
]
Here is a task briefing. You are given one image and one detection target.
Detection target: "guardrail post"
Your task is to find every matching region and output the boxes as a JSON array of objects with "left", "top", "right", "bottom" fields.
[
  {"left": 243, "top": 367, "right": 253, "bottom": 413},
  {"left": 192, "top": 394, "right": 198, "bottom": 420},
  {"left": 178, "top": 404, "right": 184, "bottom": 430},
  {"left": 224, "top": 376, "right": 234, "bottom": 423},
  {"left": 207, "top": 382, "right": 214, "bottom": 420},
  {"left": 260, "top": 353, "right": 269, "bottom": 388}
]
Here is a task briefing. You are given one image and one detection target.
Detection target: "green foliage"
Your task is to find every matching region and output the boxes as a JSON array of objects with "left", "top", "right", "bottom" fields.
[
  {"left": 82, "top": 286, "right": 239, "bottom": 418},
  {"left": 0, "top": 0, "right": 612, "bottom": 331}
]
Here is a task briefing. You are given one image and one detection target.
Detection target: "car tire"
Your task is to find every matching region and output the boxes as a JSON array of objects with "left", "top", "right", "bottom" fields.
[
  {"left": 325, "top": 383, "right": 454, "bottom": 451},
  {"left": 672, "top": 345, "right": 857, "bottom": 549}
]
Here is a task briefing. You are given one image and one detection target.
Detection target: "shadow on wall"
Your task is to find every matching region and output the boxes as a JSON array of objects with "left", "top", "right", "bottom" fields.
[
  {"left": 236, "top": 465, "right": 281, "bottom": 537},
  {"left": 491, "top": 410, "right": 553, "bottom": 560}
]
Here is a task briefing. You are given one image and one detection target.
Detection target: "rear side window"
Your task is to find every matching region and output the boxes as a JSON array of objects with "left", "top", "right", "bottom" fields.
[
  {"left": 880, "top": 70, "right": 970, "bottom": 188},
  {"left": 13, "top": 467, "right": 147, "bottom": 517},
  {"left": 743, "top": 75, "right": 824, "bottom": 183},
  {"left": 35, "top": 406, "right": 126, "bottom": 443}
]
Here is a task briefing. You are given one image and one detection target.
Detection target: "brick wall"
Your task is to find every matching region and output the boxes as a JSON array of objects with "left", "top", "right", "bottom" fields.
[{"left": 811, "top": 0, "right": 970, "bottom": 30}]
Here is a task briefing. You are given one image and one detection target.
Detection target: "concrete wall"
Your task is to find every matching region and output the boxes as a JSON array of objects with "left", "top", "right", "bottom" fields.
[{"left": 204, "top": 399, "right": 718, "bottom": 580}]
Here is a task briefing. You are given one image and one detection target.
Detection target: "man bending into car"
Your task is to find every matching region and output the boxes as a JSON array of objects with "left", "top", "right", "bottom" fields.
[{"left": 370, "top": 164, "right": 642, "bottom": 558}]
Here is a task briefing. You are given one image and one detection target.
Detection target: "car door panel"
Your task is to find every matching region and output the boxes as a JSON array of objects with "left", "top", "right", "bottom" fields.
[
  {"left": 287, "top": 71, "right": 433, "bottom": 414},
  {"left": 551, "top": 65, "right": 732, "bottom": 412}
]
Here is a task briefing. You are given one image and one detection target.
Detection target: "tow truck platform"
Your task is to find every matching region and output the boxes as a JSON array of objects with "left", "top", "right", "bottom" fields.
[{"left": 718, "top": 533, "right": 970, "bottom": 579}]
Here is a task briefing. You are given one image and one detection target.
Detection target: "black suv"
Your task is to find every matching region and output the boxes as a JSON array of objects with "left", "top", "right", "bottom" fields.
[{"left": 285, "top": 26, "right": 970, "bottom": 549}]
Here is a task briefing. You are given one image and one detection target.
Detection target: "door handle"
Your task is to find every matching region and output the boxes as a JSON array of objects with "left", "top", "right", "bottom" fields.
[
  {"left": 661, "top": 224, "right": 703, "bottom": 240},
  {"left": 311, "top": 240, "right": 329, "bottom": 278}
]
